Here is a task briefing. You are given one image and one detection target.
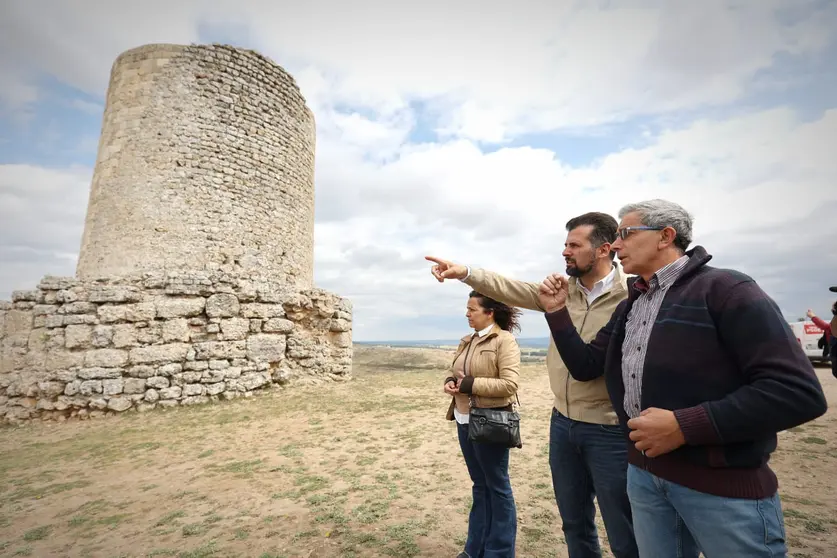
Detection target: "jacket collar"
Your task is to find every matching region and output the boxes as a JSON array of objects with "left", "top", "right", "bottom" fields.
[
  {"left": 626, "top": 245, "right": 713, "bottom": 300},
  {"left": 460, "top": 323, "right": 502, "bottom": 344}
]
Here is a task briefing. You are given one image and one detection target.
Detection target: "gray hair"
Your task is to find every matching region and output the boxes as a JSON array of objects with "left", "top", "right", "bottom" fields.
[{"left": 618, "top": 199, "right": 693, "bottom": 252}]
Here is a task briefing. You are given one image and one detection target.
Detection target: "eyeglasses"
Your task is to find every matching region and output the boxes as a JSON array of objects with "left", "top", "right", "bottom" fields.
[{"left": 616, "top": 226, "right": 665, "bottom": 240}]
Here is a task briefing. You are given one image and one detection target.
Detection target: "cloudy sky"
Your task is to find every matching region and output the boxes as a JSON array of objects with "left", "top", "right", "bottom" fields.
[{"left": 1, "top": 0, "right": 836, "bottom": 341}]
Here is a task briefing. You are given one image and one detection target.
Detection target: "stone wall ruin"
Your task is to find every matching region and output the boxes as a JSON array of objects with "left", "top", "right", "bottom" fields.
[{"left": 0, "top": 44, "right": 352, "bottom": 424}]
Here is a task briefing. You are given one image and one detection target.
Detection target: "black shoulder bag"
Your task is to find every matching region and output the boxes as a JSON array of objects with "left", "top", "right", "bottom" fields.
[{"left": 464, "top": 336, "right": 522, "bottom": 449}]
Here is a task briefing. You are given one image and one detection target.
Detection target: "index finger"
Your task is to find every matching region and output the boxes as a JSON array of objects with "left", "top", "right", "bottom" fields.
[{"left": 424, "top": 256, "right": 449, "bottom": 266}]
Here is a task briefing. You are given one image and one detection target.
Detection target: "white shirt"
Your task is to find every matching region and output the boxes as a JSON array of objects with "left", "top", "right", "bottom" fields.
[
  {"left": 576, "top": 265, "right": 617, "bottom": 306},
  {"left": 453, "top": 323, "right": 494, "bottom": 425}
]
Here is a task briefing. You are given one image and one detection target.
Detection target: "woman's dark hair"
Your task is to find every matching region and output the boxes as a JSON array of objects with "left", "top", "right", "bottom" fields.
[{"left": 469, "top": 290, "right": 522, "bottom": 333}]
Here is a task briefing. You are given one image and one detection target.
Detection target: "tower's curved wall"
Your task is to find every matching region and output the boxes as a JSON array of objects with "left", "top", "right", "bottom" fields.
[{"left": 76, "top": 43, "right": 316, "bottom": 289}]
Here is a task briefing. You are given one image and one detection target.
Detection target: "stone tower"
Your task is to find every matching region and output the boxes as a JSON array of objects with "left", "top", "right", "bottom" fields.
[
  {"left": 77, "top": 44, "right": 315, "bottom": 289},
  {"left": 0, "top": 44, "right": 352, "bottom": 424}
]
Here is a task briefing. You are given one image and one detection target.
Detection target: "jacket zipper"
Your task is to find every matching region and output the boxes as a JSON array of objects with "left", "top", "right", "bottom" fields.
[
  {"left": 463, "top": 336, "right": 475, "bottom": 408},
  {"left": 566, "top": 288, "right": 607, "bottom": 417}
]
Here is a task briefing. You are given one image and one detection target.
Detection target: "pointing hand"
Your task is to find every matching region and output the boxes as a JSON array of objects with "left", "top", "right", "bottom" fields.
[{"left": 425, "top": 256, "right": 468, "bottom": 282}]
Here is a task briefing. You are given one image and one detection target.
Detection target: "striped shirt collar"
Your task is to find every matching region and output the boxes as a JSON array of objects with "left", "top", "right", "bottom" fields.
[{"left": 634, "top": 254, "right": 690, "bottom": 293}]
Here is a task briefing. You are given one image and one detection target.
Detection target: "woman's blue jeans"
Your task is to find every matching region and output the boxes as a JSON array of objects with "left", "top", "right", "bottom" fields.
[{"left": 457, "top": 422, "right": 517, "bottom": 558}]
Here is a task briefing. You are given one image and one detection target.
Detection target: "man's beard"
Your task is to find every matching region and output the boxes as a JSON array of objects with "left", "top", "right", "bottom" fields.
[{"left": 566, "top": 260, "right": 594, "bottom": 277}]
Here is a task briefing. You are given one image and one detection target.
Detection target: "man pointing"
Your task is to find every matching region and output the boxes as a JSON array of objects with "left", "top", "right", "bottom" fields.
[{"left": 427, "top": 212, "right": 638, "bottom": 558}]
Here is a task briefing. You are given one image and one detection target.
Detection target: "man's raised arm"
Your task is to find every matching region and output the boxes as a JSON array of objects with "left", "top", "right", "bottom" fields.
[{"left": 425, "top": 255, "right": 544, "bottom": 312}]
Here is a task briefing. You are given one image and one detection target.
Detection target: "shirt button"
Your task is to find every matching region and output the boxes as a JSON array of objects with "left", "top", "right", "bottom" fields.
[
  {"left": 631, "top": 374, "right": 636, "bottom": 378},
  {"left": 636, "top": 347, "right": 641, "bottom": 351},
  {"left": 634, "top": 404, "right": 639, "bottom": 409},
  {"left": 643, "top": 321, "right": 647, "bottom": 325}
]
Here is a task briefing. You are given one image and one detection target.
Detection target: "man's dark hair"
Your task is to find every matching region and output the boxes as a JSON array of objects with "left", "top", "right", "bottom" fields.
[{"left": 565, "top": 212, "right": 618, "bottom": 260}]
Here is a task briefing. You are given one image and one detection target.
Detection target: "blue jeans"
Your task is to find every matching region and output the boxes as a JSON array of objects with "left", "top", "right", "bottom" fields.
[
  {"left": 549, "top": 409, "right": 638, "bottom": 558},
  {"left": 457, "top": 422, "right": 517, "bottom": 558},
  {"left": 627, "top": 464, "right": 787, "bottom": 557}
]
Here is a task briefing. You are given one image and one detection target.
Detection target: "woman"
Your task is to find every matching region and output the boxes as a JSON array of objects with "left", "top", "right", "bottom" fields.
[{"left": 444, "top": 290, "right": 522, "bottom": 558}]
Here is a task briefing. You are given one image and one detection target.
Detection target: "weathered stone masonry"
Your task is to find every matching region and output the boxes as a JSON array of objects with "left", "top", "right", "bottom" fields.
[
  {"left": 0, "top": 44, "right": 352, "bottom": 423},
  {"left": 0, "top": 272, "right": 351, "bottom": 423}
]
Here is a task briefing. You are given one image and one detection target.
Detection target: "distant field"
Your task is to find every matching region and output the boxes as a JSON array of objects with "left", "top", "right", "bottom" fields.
[{"left": 0, "top": 346, "right": 834, "bottom": 557}]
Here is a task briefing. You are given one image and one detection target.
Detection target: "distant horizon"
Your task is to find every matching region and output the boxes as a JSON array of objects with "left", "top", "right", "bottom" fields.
[
  {"left": 355, "top": 336, "right": 552, "bottom": 348},
  {"left": 354, "top": 313, "right": 822, "bottom": 346}
]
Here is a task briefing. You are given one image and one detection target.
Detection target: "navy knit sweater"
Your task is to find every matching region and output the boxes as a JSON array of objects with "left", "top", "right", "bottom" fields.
[{"left": 545, "top": 246, "right": 828, "bottom": 499}]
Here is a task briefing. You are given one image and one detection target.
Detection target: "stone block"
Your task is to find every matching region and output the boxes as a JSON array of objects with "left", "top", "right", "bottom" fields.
[
  {"left": 107, "top": 397, "right": 132, "bottom": 412},
  {"left": 88, "top": 286, "right": 142, "bottom": 303},
  {"left": 78, "top": 367, "right": 122, "bottom": 380},
  {"left": 156, "top": 297, "right": 205, "bottom": 318},
  {"left": 37, "top": 381, "right": 65, "bottom": 398},
  {"left": 79, "top": 380, "right": 103, "bottom": 396},
  {"left": 240, "top": 303, "right": 285, "bottom": 319},
  {"left": 45, "top": 350, "right": 84, "bottom": 371},
  {"left": 99, "top": 305, "right": 127, "bottom": 323},
  {"left": 263, "top": 318, "right": 294, "bottom": 333},
  {"left": 130, "top": 343, "right": 190, "bottom": 365},
  {"left": 125, "top": 302, "right": 156, "bottom": 322},
  {"left": 146, "top": 377, "right": 169, "bottom": 389},
  {"left": 206, "top": 293, "right": 240, "bottom": 318},
  {"left": 329, "top": 318, "right": 351, "bottom": 332},
  {"left": 103, "top": 379, "right": 124, "bottom": 395},
  {"left": 220, "top": 317, "right": 249, "bottom": 340},
  {"left": 205, "top": 382, "right": 225, "bottom": 396},
  {"left": 92, "top": 325, "right": 114, "bottom": 347},
  {"left": 193, "top": 340, "right": 246, "bottom": 360},
  {"left": 183, "top": 384, "right": 204, "bottom": 396},
  {"left": 113, "top": 324, "right": 139, "bottom": 348},
  {"left": 246, "top": 334, "right": 286, "bottom": 363},
  {"left": 124, "top": 378, "right": 147, "bottom": 394},
  {"left": 85, "top": 349, "right": 129, "bottom": 368},
  {"left": 6, "top": 310, "right": 34, "bottom": 335},
  {"left": 159, "top": 386, "right": 182, "bottom": 399},
  {"left": 161, "top": 318, "right": 190, "bottom": 343},
  {"left": 65, "top": 325, "right": 93, "bottom": 349}
]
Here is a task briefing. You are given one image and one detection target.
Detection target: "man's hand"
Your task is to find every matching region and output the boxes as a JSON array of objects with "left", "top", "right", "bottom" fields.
[
  {"left": 538, "top": 274, "right": 569, "bottom": 312},
  {"left": 425, "top": 256, "right": 468, "bottom": 282},
  {"left": 627, "top": 408, "right": 686, "bottom": 458},
  {"left": 807, "top": 309, "right": 816, "bottom": 319},
  {"left": 444, "top": 381, "right": 459, "bottom": 395}
]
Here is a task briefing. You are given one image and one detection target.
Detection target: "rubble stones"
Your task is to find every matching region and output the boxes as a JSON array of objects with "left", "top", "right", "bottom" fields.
[
  {"left": 0, "top": 43, "right": 353, "bottom": 424},
  {"left": 0, "top": 276, "right": 351, "bottom": 423}
]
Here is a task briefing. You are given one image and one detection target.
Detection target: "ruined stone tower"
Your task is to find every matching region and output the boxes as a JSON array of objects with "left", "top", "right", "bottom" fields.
[
  {"left": 0, "top": 44, "right": 352, "bottom": 424},
  {"left": 77, "top": 44, "right": 315, "bottom": 288}
]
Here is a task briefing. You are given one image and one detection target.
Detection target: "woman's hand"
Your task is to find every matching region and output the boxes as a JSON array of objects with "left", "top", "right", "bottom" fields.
[{"left": 444, "top": 380, "right": 460, "bottom": 395}]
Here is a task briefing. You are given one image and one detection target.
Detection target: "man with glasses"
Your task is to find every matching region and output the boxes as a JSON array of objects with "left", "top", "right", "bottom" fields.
[{"left": 537, "top": 199, "right": 828, "bottom": 557}]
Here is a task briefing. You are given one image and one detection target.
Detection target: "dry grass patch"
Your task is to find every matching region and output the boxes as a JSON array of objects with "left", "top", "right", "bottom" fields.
[{"left": 0, "top": 348, "right": 835, "bottom": 557}]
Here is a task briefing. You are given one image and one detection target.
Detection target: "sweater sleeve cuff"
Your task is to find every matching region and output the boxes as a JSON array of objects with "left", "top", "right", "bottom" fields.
[
  {"left": 544, "top": 307, "right": 573, "bottom": 335},
  {"left": 674, "top": 405, "right": 722, "bottom": 445},
  {"left": 459, "top": 376, "right": 475, "bottom": 394}
]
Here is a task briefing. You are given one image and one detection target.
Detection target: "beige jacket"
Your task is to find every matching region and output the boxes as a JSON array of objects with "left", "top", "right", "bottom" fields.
[
  {"left": 444, "top": 324, "right": 521, "bottom": 421},
  {"left": 464, "top": 264, "right": 628, "bottom": 425}
]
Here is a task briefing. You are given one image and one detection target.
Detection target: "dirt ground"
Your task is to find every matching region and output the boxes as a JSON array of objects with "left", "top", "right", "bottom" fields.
[{"left": 1, "top": 347, "right": 835, "bottom": 558}]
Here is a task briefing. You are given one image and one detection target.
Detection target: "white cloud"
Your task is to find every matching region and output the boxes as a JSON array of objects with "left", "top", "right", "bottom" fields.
[
  {"left": 3, "top": 106, "right": 835, "bottom": 339},
  {"left": 1, "top": 0, "right": 836, "bottom": 341},
  {"left": 305, "top": 105, "right": 837, "bottom": 339},
  {"left": 3, "top": 0, "right": 835, "bottom": 140}
]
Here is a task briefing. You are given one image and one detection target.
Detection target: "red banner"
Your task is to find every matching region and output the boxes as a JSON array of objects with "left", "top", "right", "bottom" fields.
[{"left": 804, "top": 323, "right": 824, "bottom": 335}]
